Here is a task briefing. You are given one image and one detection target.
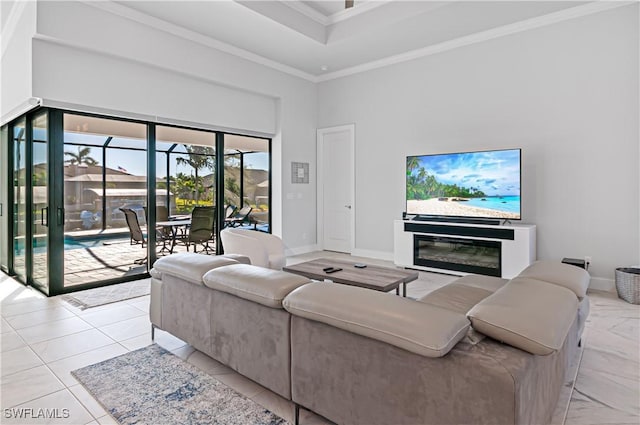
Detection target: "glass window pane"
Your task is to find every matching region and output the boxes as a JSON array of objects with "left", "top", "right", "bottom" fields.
[
  {"left": 32, "top": 112, "right": 48, "bottom": 286},
  {"left": 63, "top": 113, "right": 147, "bottom": 286}
]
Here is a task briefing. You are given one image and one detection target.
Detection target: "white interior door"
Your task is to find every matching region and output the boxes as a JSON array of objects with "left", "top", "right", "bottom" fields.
[{"left": 317, "top": 125, "right": 354, "bottom": 253}]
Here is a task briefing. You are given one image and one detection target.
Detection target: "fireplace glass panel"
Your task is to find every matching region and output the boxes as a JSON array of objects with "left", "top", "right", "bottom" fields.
[{"left": 414, "top": 235, "right": 501, "bottom": 277}]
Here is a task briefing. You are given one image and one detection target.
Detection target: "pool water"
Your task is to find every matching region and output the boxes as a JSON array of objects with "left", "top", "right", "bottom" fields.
[{"left": 20, "top": 236, "right": 130, "bottom": 255}]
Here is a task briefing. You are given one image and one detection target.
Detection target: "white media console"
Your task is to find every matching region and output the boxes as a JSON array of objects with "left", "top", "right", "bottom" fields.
[{"left": 394, "top": 220, "right": 536, "bottom": 279}]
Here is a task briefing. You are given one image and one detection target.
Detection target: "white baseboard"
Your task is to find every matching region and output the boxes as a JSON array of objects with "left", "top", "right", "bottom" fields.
[
  {"left": 589, "top": 277, "right": 615, "bottom": 293},
  {"left": 285, "top": 244, "right": 319, "bottom": 257},
  {"left": 350, "top": 249, "right": 394, "bottom": 262}
]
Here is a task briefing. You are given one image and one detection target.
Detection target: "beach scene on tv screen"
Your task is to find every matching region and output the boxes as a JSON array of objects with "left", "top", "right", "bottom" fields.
[{"left": 406, "top": 149, "right": 521, "bottom": 219}]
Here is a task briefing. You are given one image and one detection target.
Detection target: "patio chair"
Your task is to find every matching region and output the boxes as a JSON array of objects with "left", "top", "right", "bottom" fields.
[
  {"left": 225, "top": 205, "right": 238, "bottom": 219},
  {"left": 120, "top": 208, "right": 171, "bottom": 264},
  {"left": 226, "top": 206, "right": 252, "bottom": 228},
  {"left": 175, "top": 206, "right": 216, "bottom": 254}
]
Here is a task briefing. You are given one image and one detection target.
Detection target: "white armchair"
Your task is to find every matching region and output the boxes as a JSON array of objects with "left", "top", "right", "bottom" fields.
[{"left": 219, "top": 228, "right": 286, "bottom": 270}]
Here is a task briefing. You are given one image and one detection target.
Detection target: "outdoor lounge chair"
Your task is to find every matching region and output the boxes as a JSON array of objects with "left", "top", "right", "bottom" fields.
[{"left": 225, "top": 206, "right": 252, "bottom": 228}]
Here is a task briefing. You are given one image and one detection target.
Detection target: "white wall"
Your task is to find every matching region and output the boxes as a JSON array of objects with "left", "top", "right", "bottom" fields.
[
  {"left": 0, "top": 1, "right": 35, "bottom": 119},
  {"left": 318, "top": 5, "right": 639, "bottom": 287},
  {"left": 31, "top": 1, "right": 318, "bottom": 251}
]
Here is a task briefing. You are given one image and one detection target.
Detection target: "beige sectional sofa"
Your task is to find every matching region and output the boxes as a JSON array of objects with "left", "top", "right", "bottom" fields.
[{"left": 149, "top": 254, "right": 590, "bottom": 425}]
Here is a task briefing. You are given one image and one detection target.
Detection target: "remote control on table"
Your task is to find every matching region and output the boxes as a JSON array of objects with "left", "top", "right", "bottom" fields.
[
  {"left": 325, "top": 267, "right": 342, "bottom": 274},
  {"left": 354, "top": 263, "right": 367, "bottom": 268}
]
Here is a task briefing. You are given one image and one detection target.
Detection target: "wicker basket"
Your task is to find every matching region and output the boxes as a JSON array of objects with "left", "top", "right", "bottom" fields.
[{"left": 615, "top": 268, "right": 640, "bottom": 304}]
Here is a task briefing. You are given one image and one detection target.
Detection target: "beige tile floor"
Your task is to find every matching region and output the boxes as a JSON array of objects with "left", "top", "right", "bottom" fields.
[{"left": 0, "top": 252, "right": 638, "bottom": 425}]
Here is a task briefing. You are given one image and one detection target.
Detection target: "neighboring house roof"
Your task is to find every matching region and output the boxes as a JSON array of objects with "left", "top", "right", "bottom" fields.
[
  {"left": 66, "top": 174, "right": 162, "bottom": 182},
  {"left": 83, "top": 188, "right": 172, "bottom": 197}
]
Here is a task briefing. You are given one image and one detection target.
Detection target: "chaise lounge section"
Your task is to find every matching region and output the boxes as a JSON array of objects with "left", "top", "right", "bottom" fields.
[{"left": 149, "top": 254, "right": 590, "bottom": 424}]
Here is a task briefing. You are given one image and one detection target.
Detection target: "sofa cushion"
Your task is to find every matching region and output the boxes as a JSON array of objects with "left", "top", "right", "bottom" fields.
[
  {"left": 467, "top": 277, "right": 578, "bottom": 355},
  {"left": 153, "top": 253, "right": 239, "bottom": 285},
  {"left": 452, "top": 274, "right": 509, "bottom": 293},
  {"left": 203, "top": 264, "right": 310, "bottom": 308},
  {"left": 518, "top": 260, "right": 590, "bottom": 299},
  {"left": 283, "top": 283, "right": 470, "bottom": 358},
  {"left": 418, "top": 283, "right": 494, "bottom": 314}
]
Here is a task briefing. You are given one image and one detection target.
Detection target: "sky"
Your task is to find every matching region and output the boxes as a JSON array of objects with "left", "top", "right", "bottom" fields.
[
  {"left": 415, "top": 149, "right": 521, "bottom": 196},
  {"left": 62, "top": 133, "right": 269, "bottom": 177}
]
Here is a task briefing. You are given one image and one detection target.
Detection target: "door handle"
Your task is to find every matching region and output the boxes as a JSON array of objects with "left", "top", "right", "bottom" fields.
[
  {"left": 41, "top": 207, "right": 48, "bottom": 227},
  {"left": 57, "top": 207, "right": 65, "bottom": 226},
  {"left": 344, "top": 205, "right": 352, "bottom": 209}
]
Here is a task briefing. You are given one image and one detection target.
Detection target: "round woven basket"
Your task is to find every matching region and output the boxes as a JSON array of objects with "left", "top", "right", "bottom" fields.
[{"left": 615, "top": 268, "right": 640, "bottom": 304}]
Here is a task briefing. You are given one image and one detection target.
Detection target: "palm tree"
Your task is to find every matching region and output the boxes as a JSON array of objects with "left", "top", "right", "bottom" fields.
[
  {"left": 65, "top": 147, "right": 98, "bottom": 166},
  {"left": 175, "top": 145, "right": 215, "bottom": 203}
]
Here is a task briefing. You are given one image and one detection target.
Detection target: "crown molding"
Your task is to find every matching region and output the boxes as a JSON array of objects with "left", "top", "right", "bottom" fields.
[
  {"left": 280, "top": 0, "right": 392, "bottom": 26},
  {"left": 317, "top": 1, "right": 636, "bottom": 82},
  {"left": 77, "top": 0, "right": 635, "bottom": 85},
  {"left": 281, "top": 1, "right": 330, "bottom": 25},
  {"left": 81, "top": 0, "right": 317, "bottom": 83},
  {"left": 327, "top": 0, "right": 392, "bottom": 24}
]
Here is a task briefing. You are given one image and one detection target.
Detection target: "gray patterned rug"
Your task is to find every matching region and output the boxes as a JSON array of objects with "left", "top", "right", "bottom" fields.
[
  {"left": 62, "top": 279, "right": 150, "bottom": 310},
  {"left": 72, "top": 344, "right": 288, "bottom": 425}
]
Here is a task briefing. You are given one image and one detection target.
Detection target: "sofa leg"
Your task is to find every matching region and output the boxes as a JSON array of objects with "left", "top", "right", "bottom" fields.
[
  {"left": 578, "top": 338, "right": 582, "bottom": 347},
  {"left": 151, "top": 324, "right": 155, "bottom": 341},
  {"left": 294, "top": 404, "right": 300, "bottom": 425}
]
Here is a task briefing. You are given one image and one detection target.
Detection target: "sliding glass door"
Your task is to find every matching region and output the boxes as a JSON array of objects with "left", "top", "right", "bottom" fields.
[{"left": 2, "top": 109, "right": 272, "bottom": 295}]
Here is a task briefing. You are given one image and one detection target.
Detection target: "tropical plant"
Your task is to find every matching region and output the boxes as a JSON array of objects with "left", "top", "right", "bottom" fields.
[
  {"left": 64, "top": 147, "right": 98, "bottom": 166},
  {"left": 175, "top": 145, "right": 215, "bottom": 203}
]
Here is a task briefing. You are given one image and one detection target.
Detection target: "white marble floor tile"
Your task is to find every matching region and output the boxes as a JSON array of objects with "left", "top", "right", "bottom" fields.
[
  {"left": 1, "top": 330, "right": 27, "bottom": 352},
  {"left": 125, "top": 295, "right": 150, "bottom": 312},
  {"left": 214, "top": 372, "right": 266, "bottom": 399},
  {"left": 96, "top": 415, "right": 117, "bottom": 425},
  {"left": 1, "top": 346, "right": 44, "bottom": 377},
  {"left": 170, "top": 344, "right": 196, "bottom": 360},
  {"left": 2, "top": 389, "right": 94, "bottom": 425},
  {"left": 0, "top": 365, "right": 65, "bottom": 409},
  {"left": 1, "top": 317, "right": 13, "bottom": 333},
  {"left": 68, "top": 384, "right": 109, "bottom": 419},
  {"left": 97, "top": 315, "right": 150, "bottom": 342},
  {"left": 16, "top": 317, "right": 93, "bottom": 345},
  {"left": 77, "top": 304, "right": 146, "bottom": 328},
  {"left": 186, "top": 350, "right": 233, "bottom": 375},
  {"left": 47, "top": 344, "right": 128, "bottom": 387},
  {"left": 1, "top": 298, "right": 61, "bottom": 318},
  {"left": 5, "top": 306, "right": 76, "bottom": 330},
  {"left": 119, "top": 329, "right": 185, "bottom": 352},
  {"left": 30, "top": 329, "right": 116, "bottom": 363}
]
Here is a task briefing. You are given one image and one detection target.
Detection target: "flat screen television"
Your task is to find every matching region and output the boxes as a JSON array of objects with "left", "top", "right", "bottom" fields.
[{"left": 406, "top": 148, "right": 521, "bottom": 221}]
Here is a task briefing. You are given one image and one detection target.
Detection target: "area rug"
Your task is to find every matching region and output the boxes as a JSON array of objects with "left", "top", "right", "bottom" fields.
[
  {"left": 62, "top": 279, "right": 150, "bottom": 310},
  {"left": 72, "top": 344, "right": 288, "bottom": 425}
]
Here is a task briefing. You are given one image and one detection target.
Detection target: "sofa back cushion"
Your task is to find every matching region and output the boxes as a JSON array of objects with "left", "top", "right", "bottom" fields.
[
  {"left": 418, "top": 283, "right": 495, "bottom": 314},
  {"left": 152, "top": 253, "right": 241, "bottom": 285},
  {"left": 203, "top": 264, "right": 310, "bottom": 308},
  {"left": 518, "top": 260, "right": 590, "bottom": 299},
  {"left": 467, "top": 277, "right": 578, "bottom": 355},
  {"left": 283, "top": 283, "right": 470, "bottom": 357}
]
